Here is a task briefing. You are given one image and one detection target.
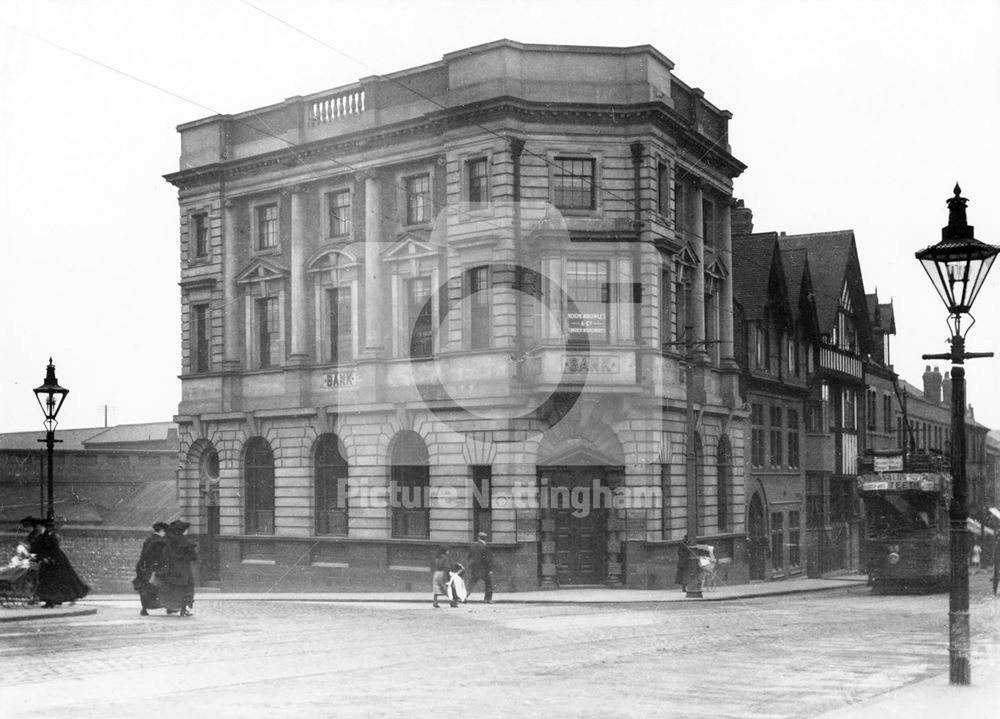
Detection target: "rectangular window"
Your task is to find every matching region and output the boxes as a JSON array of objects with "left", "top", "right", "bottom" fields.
[
  {"left": 327, "top": 190, "right": 351, "bottom": 237},
  {"left": 660, "top": 269, "right": 671, "bottom": 351},
  {"left": 842, "top": 389, "right": 857, "bottom": 430},
  {"left": 787, "top": 408, "right": 800, "bottom": 468},
  {"left": 751, "top": 403, "right": 765, "bottom": 468},
  {"left": 674, "top": 279, "right": 690, "bottom": 343},
  {"left": 407, "top": 276, "right": 433, "bottom": 359},
  {"left": 566, "top": 260, "right": 609, "bottom": 342},
  {"left": 405, "top": 174, "right": 431, "bottom": 225},
  {"left": 391, "top": 465, "right": 430, "bottom": 538},
  {"left": 702, "top": 198, "right": 716, "bottom": 248},
  {"left": 553, "top": 157, "right": 595, "bottom": 210},
  {"left": 467, "top": 266, "right": 490, "bottom": 350},
  {"left": 770, "top": 406, "right": 783, "bottom": 468},
  {"left": 867, "top": 389, "right": 878, "bottom": 431},
  {"left": 467, "top": 157, "right": 489, "bottom": 204},
  {"left": 192, "top": 213, "right": 209, "bottom": 258},
  {"left": 657, "top": 162, "right": 670, "bottom": 216},
  {"left": 788, "top": 510, "right": 801, "bottom": 568},
  {"left": 257, "top": 297, "right": 280, "bottom": 368},
  {"left": 328, "top": 287, "right": 352, "bottom": 365},
  {"left": 771, "top": 511, "right": 784, "bottom": 572},
  {"left": 256, "top": 204, "right": 278, "bottom": 250},
  {"left": 472, "top": 465, "right": 491, "bottom": 539},
  {"left": 193, "top": 304, "right": 210, "bottom": 373},
  {"left": 883, "top": 395, "right": 893, "bottom": 433},
  {"left": 673, "top": 180, "right": 687, "bottom": 232}
]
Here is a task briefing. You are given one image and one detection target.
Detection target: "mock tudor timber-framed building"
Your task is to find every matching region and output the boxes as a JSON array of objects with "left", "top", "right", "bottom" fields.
[{"left": 165, "top": 40, "right": 748, "bottom": 591}]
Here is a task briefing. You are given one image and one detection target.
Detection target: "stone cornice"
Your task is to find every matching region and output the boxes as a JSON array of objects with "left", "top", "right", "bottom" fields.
[{"left": 164, "top": 97, "right": 746, "bottom": 191}]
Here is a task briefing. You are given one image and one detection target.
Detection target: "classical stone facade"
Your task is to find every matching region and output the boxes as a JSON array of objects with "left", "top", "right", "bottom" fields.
[{"left": 165, "top": 40, "right": 747, "bottom": 591}]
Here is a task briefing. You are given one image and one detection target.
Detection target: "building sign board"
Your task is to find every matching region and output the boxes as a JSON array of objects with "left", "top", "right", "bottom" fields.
[
  {"left": 858, "top": 472, "right": 948, "bottom": 493},
  {"left": 873, "top": 454, "right": 904, "bottom": 472},
  {"left": 568, "top": 311, "right": 606, "bottom": 335}
]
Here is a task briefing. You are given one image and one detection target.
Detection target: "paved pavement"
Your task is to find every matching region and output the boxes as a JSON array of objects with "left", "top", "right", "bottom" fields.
[
  {"left": 0, "top": 572, "right": 872, "bottom": 619},
  {"left": 4, "top": 573, "right": 998, "bottom": 717}
]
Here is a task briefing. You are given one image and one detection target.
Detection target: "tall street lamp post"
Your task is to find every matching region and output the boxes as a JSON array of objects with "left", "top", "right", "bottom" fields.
[
  {"left": 915, "top": 184, "right": 999, "bottom": 686},
  {"left": 33, "top": 358, "right": 69, "bottom": 523}
]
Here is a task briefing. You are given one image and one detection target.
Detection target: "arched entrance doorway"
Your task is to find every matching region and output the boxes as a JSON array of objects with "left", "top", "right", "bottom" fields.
[
  {"left": 536, "top": 413, "right": 625, "bottom": 587},
  {"left": 190, "top": 441, "right": 221, "bottom": 583},
  {"left": 747, "top": 492, "right": 767, "bottom": 581}
]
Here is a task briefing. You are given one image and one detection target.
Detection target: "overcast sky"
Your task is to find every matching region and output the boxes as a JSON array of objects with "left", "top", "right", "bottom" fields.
[{"left": 2, "top": 0, "right": 999, "bottom": 434}]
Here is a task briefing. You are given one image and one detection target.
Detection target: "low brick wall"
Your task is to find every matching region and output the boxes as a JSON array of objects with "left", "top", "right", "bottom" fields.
[{"left": 1, "top": 528, "right": 149, "bottom": 594}]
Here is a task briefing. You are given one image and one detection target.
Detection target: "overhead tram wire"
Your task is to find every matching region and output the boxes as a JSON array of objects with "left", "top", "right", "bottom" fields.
[
  {"left": 14, "top": 23, "right": 867, "bottom": 329},
  {"left": 238, "top": 0, "right": 741, "bottom": 258},
  {"left": 238, "top": 3, "right": 880, "bottom": 332},
  {"left": 7, "top": 25, "right": 521, "bottom": 248}
]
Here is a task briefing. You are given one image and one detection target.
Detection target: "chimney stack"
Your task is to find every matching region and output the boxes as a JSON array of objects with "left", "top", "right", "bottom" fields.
[
  {"left": 732, "top": 199, "right": 754, "bottom": 235},
  {"left": 942, "top": 372, "right": 952, "bottom": 407},
  {"left": 923, "top": 365, "right": 942, "bottom": 403}
]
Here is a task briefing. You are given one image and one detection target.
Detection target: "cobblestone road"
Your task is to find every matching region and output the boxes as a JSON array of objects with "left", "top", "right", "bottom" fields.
[{"left": 3, "top": 575, "right": 998, "bottom": 719}]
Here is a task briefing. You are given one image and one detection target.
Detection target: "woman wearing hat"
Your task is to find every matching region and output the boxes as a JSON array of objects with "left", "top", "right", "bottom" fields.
[
  {"left": 158, "top": 520, "right": 198, "bottom": 617},
  {"left": 23, "top": 517, "right": 90, "bottom": 608},
  {"left": 133, "top": 522, "right": 168, "bottom": 616}
]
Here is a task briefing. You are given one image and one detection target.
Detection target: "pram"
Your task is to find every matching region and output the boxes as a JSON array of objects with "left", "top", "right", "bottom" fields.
[{"left": 0, "top": 562, "right": 39, "bottom": 608}]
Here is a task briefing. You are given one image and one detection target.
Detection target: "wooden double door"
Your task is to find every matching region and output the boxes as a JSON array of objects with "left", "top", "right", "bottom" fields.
[{"left": 541, "top": 466, "right": 610, "bottom": 585}]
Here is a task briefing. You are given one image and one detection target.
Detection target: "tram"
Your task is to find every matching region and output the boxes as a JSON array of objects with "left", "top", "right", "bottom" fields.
[{"left": 858, "top": 470, "right": 951, "bottom": 592}]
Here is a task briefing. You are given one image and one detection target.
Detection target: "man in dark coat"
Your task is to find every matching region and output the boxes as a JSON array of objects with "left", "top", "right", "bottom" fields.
[
  {"left": 23, "top": 517, "right": 90, "bottom": 608},
  {"left": 158, "top": 520, "right": 198, "bottom": 617},
  {"left": 134, "top": 522, "right": 168, "bottom": 616},
  {"left": 465, "top": 532, "right": 493, "bottom": 603},
  {"left": 675, "top": 535, "right": 693, "bottom": 592}
]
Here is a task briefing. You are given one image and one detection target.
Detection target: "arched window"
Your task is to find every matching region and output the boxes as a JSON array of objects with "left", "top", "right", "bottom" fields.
[
  {"left": 315, "top": 434, "right": 348, "bottom": 536},
  {"left": 717, "top": 435, "right": 732, "bottom": 532},
  {"left": 390, "top": 430, "right": 430, "bottom": 538},
  {"left": 245, "top": 437, "right": 275, "bottom": 534}
]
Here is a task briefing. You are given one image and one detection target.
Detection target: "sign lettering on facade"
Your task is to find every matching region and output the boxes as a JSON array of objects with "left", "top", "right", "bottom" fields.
[
  {"left": 568, "top": 311, "right": 606, "bottom": 335},
  {"left": 323, "top": 370, "right": 357, "bottom": 388},
  {"left": 873, "top": 454, "right": 904, "bottom": 473},
  {"left": 563, "top": 355, "right": 619, "bottom": 374}
]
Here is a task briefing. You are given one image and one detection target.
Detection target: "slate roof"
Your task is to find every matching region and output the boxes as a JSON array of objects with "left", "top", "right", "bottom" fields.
[
  {"left": 0, "top": 427, "right": 103, "bottom": 452},
  {"left": 732, "top": 232, "right": 780, "bottom": 321},
  {"left": 82, "top": 422, "right": 177, "bottom": 449},
  {"left": 780, "top": 247, "right": 809, "bottom": 320},
  {"left": 777, "top": 231, "right": 862, "bottom": 335}
]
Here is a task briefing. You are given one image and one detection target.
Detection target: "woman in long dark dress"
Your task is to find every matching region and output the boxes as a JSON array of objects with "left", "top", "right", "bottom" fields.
[
  {"left": 133, "top": 522, "right": 168, "bottom": 616},
  {"left": 158, "top": 520, "right": 197, "bottom": 617},
  {"left": 25, "top": 517, "right": 90, "bottom": 608}
]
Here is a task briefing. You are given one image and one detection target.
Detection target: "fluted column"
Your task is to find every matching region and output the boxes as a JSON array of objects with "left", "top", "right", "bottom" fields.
[
  {"left": 363, "top": 175, "right": 384, "bottom": 355},
  {"left": 222, "top": 200, "right": 240, "bottom": 370},
  {"left": 719, "top": 201, "right": 736, "bottom": 367},
  {"left": 690, "top": 181, "right": 707, "bottom": 360},
  {"left": 289, "top": 189, "right": 308, "bottom": 362}
]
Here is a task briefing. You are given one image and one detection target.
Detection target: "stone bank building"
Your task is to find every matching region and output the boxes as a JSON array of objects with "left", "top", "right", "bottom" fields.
[{"left": 165, "top": 40, "right": 748, "bottom": 591}]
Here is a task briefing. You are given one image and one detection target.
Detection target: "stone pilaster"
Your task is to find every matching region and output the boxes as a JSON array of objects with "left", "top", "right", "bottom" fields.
[{"left": 363, "top": 176, "right": 384, "bottom": 356}]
